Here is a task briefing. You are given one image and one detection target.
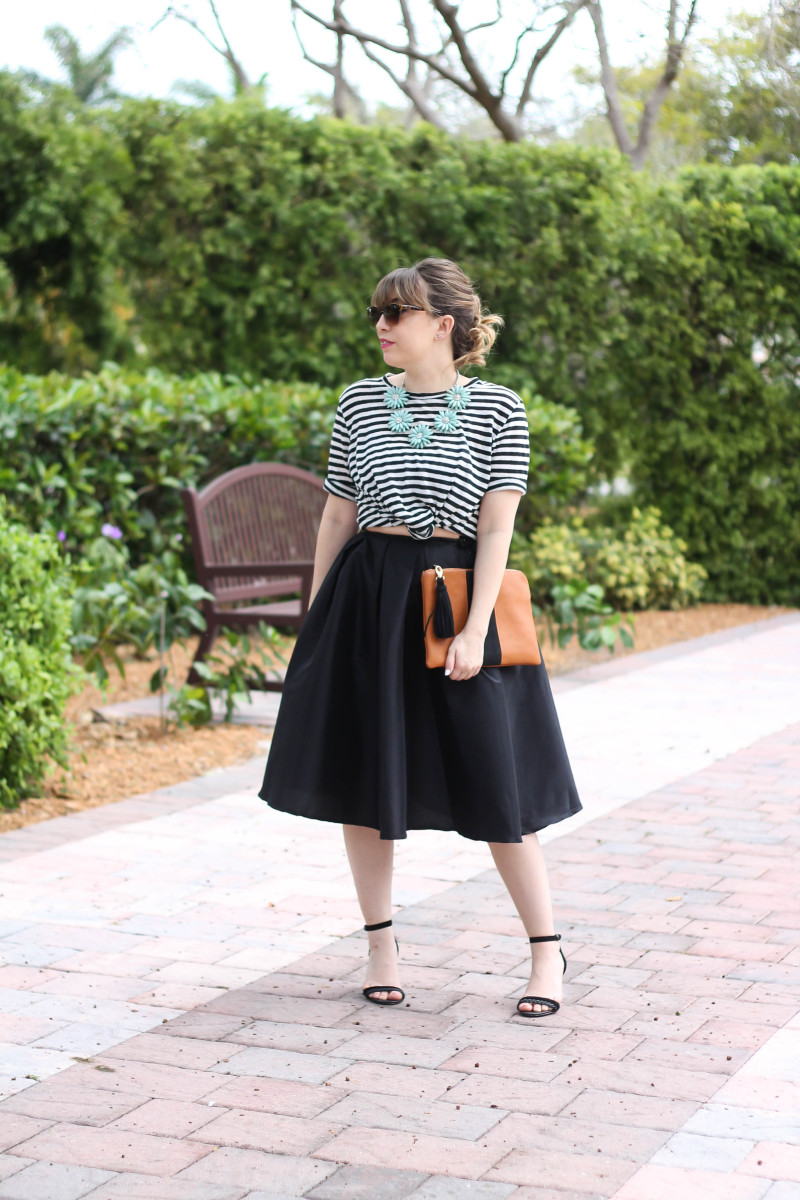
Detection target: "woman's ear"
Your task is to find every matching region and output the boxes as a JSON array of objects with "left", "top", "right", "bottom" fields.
[{"left": 435, "top": 314, "right": 455, "bottom": 340}]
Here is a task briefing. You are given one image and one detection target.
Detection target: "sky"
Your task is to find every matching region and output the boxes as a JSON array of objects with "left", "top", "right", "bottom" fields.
[{"left": 5, "top": 0, "right": 764, "bottom": 117}]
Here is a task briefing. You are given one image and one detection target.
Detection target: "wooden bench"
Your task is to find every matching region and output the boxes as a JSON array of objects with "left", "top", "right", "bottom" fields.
[{"left": 181, "top": 463, "right": 326, "bottom": 691}]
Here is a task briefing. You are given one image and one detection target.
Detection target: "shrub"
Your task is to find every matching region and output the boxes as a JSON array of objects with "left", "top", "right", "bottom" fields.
[
  {"left": 511, "top": 506, "right": 707, "bottom": 611},
  {"left": 166, "top": 624, "right": 289, "bottom": 727},
  {"left": 67, "top": 522, "right": 212, "bottom": 686},
  {"left": 607, "top": 165, "right": 800, "bottom": 604},
  {"left": 2, "top": 84, "right": 800, "bottom": 599},
  {"left": 591, "top": 506, "right": 708, "bottom": 610},
  {"left": 0, "top": 499, "right": 79, "bottom": 807},
  {"left": 0, "top": 365, "right": 592, "bottom": 571},
  {"left": 0, "top": 365, "right": 340, "bottom": 571}
]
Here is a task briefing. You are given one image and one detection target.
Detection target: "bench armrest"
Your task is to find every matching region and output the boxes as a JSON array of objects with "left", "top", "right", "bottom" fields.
[
  {"left": 203, "top": 561, "right": 314, "bottom": 577},
  {"left": 202, "top": 561, "right": 315, "bottom": 615}
]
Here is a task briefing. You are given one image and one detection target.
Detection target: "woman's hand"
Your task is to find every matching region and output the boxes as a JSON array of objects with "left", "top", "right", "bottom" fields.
[{"left": 444, "top": 627, "right": 486, "bottom": 681}]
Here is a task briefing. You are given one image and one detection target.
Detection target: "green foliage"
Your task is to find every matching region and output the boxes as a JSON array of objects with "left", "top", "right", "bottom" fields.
[
  {"left": 510, "top": 523, "right": 584, "bottom": 604},
  {"left": 41, "top": 24, "right": 133, "bottom": 104},
  {"left": 509, "top": 527, "right": 636, "bottom": 655},
  {"left": 0, "top": 74, "right": 133, "bottom": 372},
  {"left": 68, "top": 524, "right": 212, "bottom": 687},
  {"left": 682, "top": 8, "right": 800, "bottom": 167},
  {"left": 0, "top": 364, "right": 339, "bottom": 569},
  {"left": 512, "top": 506, "right": 707, "bottom": 612},
  {"left": 0, "top": 499, "right": 80, "bottom": 807},
  {"left": 539, "top": 583, "right": 635, "bottom": 654},
  {"left": 0, "top": 79, "right": 635, "bottom": 470},
  {"left": 570, "top": 8, "right": 800, "bottom": 171},
  {"left": 611, "top": 166, "right": 800, "bottom": 603},
  {"left": 1, "top": 84, "right": 799, "bottom": 600},
  {"left": 515, "top": 389, "right": 594, "bottom": 533},
  {"left": 0, "top": 363, "right": 586, "bottom": 571},
  {"left": 166, "top": 625, "right": 289, "bottom": 727},
  {"left": 589, "top": 507, "right": 708, "bottom": 611}
]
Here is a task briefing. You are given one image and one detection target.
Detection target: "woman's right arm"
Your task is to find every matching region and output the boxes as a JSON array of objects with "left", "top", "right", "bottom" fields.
[{"left": 309, "top": 495, "right": 359, "bottom": 605}]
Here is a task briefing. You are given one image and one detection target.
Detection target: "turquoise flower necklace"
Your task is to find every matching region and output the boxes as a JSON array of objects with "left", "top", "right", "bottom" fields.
[{"left": 383, "top": 371, "right": 472, "bottom": 449}]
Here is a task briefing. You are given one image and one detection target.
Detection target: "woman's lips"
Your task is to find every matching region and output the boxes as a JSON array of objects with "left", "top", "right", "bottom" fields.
[{"left": 379, "top": 339, "right": 394, "bottom": 348}]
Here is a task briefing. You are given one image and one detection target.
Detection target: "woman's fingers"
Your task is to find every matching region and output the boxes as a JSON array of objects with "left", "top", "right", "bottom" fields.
[{"left": 444, "top": 638, "right": 481, "bottom": 681}]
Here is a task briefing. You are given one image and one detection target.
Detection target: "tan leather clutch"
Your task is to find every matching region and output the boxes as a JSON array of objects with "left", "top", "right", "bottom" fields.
[{"left": 421, "top": 564, "right": 541, "bottom": 669}]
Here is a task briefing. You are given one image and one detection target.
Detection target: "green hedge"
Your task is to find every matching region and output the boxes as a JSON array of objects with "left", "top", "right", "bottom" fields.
[
  {"left": 114, "top": 106, "right": 633, "bottom": 466},
  {"left": 1, "top": 79, "right": 799, "bottom": 601},
  {"left": 607, "top": 166, "right": 800, "bottom": 604},
  {"left": 0, "top": 365, "right": 590, "bottom": 570},
  {"left": 0, "top": 498, "right": 78, "bottom": 807},
  {"left": 0, "top": 79, "right": 632, "bottom": 464},
  {"left": 512, "top": 507, "right": 708, "bottom": 611}
]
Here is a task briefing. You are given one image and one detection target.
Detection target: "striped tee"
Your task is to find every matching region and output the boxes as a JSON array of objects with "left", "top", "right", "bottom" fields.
[{"left": 322, "top": 374, "right": 530, "bottom": 541}]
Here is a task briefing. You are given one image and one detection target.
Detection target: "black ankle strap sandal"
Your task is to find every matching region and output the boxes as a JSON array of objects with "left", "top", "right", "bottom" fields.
[
  {"left": 362, "top": 920, "right": 405, "bottom": 1006},
  {"left": 516, "top": 933, "right": 567, "bottom": 1019}
]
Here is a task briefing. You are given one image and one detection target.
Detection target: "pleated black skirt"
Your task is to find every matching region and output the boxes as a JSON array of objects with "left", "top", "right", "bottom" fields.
[{"left": 258, "top": 529, "right": 582, "bottom": 842}]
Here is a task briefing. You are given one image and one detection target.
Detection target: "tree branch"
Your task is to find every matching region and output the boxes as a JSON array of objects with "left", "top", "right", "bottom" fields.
[
  {"left": 516, "top": 0, "right": 590, "bottom": 116},
  {"left": 207, "top": 0, "right": 252, "bottom": 92},
  {"left": 291, "top": 0, "right": 480, "bottom": 99},
  {"left": 293, "top": 0, "right": 482, "bottom": 100},
  {"left": 291, "top": 1, "right": 590, "bottom": 142},
  {"left": 590, "top": 0, "right": 699, "bottom": 169},
  {"left": 290, "top": 3, "right": 366, "bottom": 119},
  {"left": 431, "top": 0, "right": 520, "bottom": 138},
  {"left": 501, "top": 17, "right": 538, "bottom": 103},
  {"left": 358, "top": 39, "right": 446, "bottom": 128},
  {"left": 588, "top": 0, "right": 635, "bottom": 156},
  {"left": 462, "top": 2, "right": 503, "bottom": 38},
  {"left": 632, "top": 0, "right": 698, "bottom": 167},
  {"left": 154, "top": 4, "right": 253, "bottom": 92},
  {"left": 393, "top": 0, "right": 448, "bottom": 122}
]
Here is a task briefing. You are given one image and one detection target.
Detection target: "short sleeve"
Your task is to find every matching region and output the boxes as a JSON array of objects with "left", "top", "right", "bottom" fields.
[
  {"left": 322, "top": 401, "right": 357, "bottom": 501},
  {"left": 485, "top": 400, "right": 530, "bottom": 494}
]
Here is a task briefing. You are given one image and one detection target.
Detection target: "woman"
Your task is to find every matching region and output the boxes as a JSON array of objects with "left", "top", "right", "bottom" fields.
[{"left": 259, "top": 257, "right": 581, "bottom": 1018}]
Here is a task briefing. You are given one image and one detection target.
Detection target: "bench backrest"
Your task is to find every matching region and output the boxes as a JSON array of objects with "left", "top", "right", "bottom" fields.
[{"left": 184, "top": 463, "right": 327, "bottom": 604}]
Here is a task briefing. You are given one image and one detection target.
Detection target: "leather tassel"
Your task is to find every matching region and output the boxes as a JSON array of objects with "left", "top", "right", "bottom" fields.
[{"left": 433, "top": 572, "right": 455, "bottom": 638}]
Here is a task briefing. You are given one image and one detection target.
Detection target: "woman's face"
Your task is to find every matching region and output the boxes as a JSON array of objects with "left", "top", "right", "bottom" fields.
[{"left": 375, "top": 297, "right": 446, "bottom": 368}]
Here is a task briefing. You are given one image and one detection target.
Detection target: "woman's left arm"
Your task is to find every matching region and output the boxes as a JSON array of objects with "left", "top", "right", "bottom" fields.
[{"left": 444, "top": 489, "right": 523, "bottom": 682}]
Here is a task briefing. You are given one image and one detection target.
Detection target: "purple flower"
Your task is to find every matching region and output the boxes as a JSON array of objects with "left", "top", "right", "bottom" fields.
[
  {"left": 57, "top": 530, "right": 66, "bottom": 543},
  {"left": 101, "top": 523, "right": 123, "bottom": 540},
  {"left": 175, "top": 533, "right": 182, "bottom": 542}
]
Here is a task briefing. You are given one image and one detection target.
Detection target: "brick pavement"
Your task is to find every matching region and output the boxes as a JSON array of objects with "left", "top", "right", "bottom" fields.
[{"left": 0, "top": 616, "right": 799, "bottom": 1198}]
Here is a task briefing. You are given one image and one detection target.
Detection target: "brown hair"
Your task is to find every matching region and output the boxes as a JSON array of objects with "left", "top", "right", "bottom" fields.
[{"left": 371, "top": 257, "right": 503, "bottom": 369}]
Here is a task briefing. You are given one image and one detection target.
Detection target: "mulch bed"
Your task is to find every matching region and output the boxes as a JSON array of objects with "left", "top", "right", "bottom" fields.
[{"left": 1, "top": 603, "right": 793, "bottom": 835}]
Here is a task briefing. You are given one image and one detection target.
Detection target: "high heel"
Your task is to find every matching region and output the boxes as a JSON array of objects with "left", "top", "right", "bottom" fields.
[
  {"left": 362, "top": 919, "right": 405, "bottom": 1006},
  {"left": 516, "top": 933, "right": 566, "bottom": 1019}
]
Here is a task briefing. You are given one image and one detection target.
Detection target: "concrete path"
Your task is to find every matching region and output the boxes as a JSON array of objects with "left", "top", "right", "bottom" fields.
[{"left": 0, "top": 614, "right": 798, "bottom": 1198}]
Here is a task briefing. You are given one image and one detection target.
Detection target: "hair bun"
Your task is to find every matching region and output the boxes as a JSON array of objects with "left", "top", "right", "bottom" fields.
[
  {"left": 371, "top": 257, "right": 504, "bottom": 370},
  {"left": 463, "top": 309, "right": 503, "bottom": 368}
]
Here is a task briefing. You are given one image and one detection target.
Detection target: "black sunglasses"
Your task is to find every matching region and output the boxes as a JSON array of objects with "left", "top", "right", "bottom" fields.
[{"left": 366, "top": 303, "right": 426, "bottom": 326}]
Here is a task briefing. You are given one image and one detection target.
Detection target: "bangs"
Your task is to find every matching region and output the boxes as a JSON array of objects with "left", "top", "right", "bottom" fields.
[{"left": 371, "top": 267, "right": 430, "bottom": 310}]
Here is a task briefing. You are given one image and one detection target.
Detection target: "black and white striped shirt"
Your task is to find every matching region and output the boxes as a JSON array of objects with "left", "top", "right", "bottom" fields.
[{"left": 322, "top": 375, "right": 530, "bottom": 540}]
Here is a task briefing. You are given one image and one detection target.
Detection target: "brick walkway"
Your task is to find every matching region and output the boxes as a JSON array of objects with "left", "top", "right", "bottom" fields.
[{"left": 0, "top": 616, "right": 799, "bottom": 1199}]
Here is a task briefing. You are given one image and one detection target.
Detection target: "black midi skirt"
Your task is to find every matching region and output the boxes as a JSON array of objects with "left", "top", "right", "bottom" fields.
[{"left": 258, "top": 529, "right": 582, "bottom": 842}]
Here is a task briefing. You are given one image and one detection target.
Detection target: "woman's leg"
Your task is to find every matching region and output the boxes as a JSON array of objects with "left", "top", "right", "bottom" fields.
[
  {"left": 489, "top": 833, "right": 564, "bottom": 1014},
  {"left": 342, "top": 824, "right": 402, "bottom": 1002}
]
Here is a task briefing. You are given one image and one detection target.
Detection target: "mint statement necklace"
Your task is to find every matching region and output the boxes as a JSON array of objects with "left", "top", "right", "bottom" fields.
[{"left": 383, "top": 371, "right": 472, "bottom": 449}]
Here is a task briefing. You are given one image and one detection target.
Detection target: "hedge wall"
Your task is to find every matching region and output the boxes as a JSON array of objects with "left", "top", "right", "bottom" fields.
[
  {"left": 0, "top": 78, "right": 634, "bottom": 457},
  {"left": 0, "top": 365, "right": 591, "bottom": 572},
  {"left": 1, "top": 78, "right": 799, "bottom": 602},
  {"left": 609, "top": 165, "right": 800, "bottom": 603}
]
